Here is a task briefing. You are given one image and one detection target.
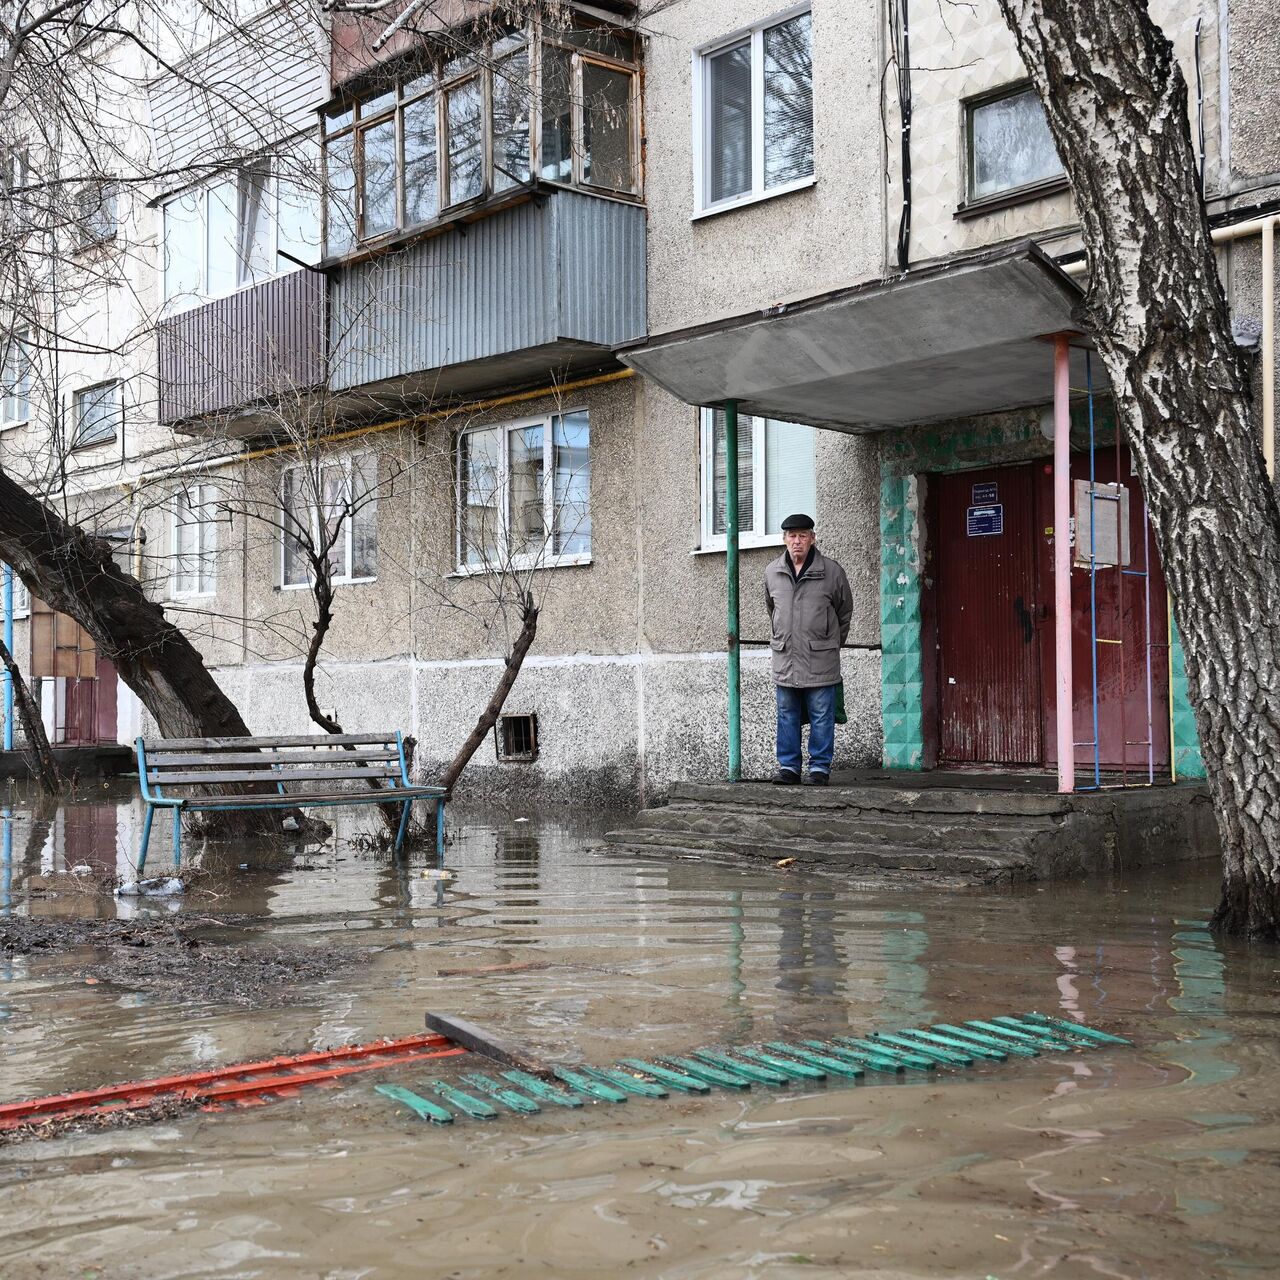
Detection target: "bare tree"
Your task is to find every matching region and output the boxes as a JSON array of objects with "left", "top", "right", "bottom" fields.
[{"left": 992, "top": 0, "right": 1280, "bottom": 938}]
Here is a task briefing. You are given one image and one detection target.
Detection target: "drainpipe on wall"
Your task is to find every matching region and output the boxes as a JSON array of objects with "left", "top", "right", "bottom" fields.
[
  {"left": 2, "top": 567, "right": 12, "bottom": 752},
  {"left": 1053, "top": 335, "right": 1074, "bottom": 794},
  {"left": 1263, "top": 215, "right": 1275, "bottom": 478},
  {"left": 724, "top": 399, "right": 742, "bottom": 783}
]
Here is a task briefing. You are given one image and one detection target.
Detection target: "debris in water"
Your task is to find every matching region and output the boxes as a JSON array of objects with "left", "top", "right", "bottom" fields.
[
  {"left": 115, "top": 877, "right": 186, "bottom": 898},
  {"left": 776, "top": 857, "right": 796, "bottom": 868}
]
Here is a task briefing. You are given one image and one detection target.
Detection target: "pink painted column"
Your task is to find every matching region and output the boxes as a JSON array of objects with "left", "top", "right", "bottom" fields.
[{"left": 1054, "top": 334, "right": 1074, "bottom": 793}]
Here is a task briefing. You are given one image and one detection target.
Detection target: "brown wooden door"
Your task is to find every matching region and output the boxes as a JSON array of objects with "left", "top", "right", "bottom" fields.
[{"left": 933, "top": 464, "right": 1043, "bottom": 765}]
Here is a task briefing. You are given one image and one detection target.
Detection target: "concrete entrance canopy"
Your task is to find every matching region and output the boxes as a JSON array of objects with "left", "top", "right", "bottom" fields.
[
  {"left": 618, "top": 241, "right": 1103, "bottom": 431},
  {"left": 620, "top": 240, "right": 1101, "bottom": 796}
]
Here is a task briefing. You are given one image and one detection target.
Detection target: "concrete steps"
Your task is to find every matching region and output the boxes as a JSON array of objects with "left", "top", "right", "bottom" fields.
[{"left": 604, "top": 780, "right": 1075, "bottom": 884}]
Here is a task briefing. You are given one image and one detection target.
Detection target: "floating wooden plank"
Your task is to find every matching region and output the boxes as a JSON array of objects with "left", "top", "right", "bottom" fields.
[{"left": 425, "top": 1012, "right": 550, "bottom": 1075}]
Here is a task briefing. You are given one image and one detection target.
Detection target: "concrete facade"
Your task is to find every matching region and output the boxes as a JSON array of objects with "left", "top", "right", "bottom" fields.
[{"left": 3, "top": 0, "right": 1277, "bottom": 809}]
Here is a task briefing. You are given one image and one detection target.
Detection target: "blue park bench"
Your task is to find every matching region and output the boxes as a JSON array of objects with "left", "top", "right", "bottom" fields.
[{"left": 134, "top": 732, "right": 447, "bottom": 871}]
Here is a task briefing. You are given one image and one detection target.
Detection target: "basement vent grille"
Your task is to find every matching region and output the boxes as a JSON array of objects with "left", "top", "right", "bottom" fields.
[{"left": 495, "top": 713, "right": 538, "bottom": 763}]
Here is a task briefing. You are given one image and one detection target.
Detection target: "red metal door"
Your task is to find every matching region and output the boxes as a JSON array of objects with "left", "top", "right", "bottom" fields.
[
  {"left": 933, "top": 464, "right": 1043, "bottom": 765},
  {"left": 1038, "top": 446, "right": 1171, "bottom": 774}
]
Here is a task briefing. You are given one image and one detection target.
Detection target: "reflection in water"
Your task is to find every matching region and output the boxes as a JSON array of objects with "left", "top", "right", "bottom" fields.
[
  {"left": 1165, "top": 917, "right": 1237, "bottom": 1087},
  {"left": 0, "top": 786, "right": 1274, "bottom": 1279}
]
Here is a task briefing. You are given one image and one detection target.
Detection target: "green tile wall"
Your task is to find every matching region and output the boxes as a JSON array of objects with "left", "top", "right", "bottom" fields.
[
  {"left": 1169, "top": 617, "right": 1206, "bottom": 779},
  {"left": 879, "top": 476, "right": 925, "bottom": 769}
]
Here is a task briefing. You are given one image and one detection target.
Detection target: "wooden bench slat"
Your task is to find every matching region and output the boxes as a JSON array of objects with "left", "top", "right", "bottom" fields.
[
  {"left": 143, "top": 733, "right": 399, "bottom": 751},
  {"left": 147, "top": 750, "right": 401, "bottom": 768},
  {"left": 149, "top": 766, "right": 402, "bottom": 786},
  {"left": 181, "top": 787, "right": 443, "bottom": 808}
]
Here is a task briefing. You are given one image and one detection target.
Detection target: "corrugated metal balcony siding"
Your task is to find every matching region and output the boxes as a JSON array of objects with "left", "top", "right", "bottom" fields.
[
  {"left": 329, "top": 190, "right": 646, "bottom": 394},
  {"left": 158, "top": 271, "right": 327, "bottom": 423}
]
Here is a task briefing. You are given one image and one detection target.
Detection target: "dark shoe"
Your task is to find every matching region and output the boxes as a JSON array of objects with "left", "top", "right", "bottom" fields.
[
  {"left": 806, "top": 772, "right": 830, "bottom": 787},
  {"left": 771, "top": 769, "right": 802, "bottom": 785}
]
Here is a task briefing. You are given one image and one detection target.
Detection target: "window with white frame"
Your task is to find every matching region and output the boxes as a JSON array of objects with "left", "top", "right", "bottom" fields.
[
  {"left": 323, "top": 24, "right": 639, "bottom": 256},
  {"left": 77, "top": 179, "right": 118, "bottom": 247},
  {"left": 2, "top": 565, "right": 30, "bottom": 618},
  {"left": 171, "top": 483, "right": 219, "bottom": 598},
  {"left": 700, "top": 408, "right": 816, "bottom": 548},
  {"left": 695, "top": 7, "right": 813, "bottom": 215},
  {"left": 162, "top": 151, "right": 321, "bottom": 308},
  {"left": 965, "top": 83, "right": 1064, "bottom": 203},
  {"left": 0, "top": 333, "right": 30, "bottom": 429},
  {"left": 280, "top": 454, "right": 378, "bottom": 588},
  {"left": 457, "top": 412, "right": 591, "bottom": 570},
  {"left": 71, "top": 379, "right": 120, "bottom": 449}
]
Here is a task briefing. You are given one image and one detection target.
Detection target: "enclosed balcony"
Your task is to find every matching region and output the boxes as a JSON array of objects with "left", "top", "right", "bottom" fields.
[{"left": 328, "top": 187, "right": 644, "bottom": 401}]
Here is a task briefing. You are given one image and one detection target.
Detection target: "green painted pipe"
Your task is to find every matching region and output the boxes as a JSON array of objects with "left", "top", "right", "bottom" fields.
[
  {"left": 965, "top": 1019, "right": 1074, "bottom": 1051},
  {"left": 802, "top": 1039, "right": 904, "bottom": 1075},
  {"left": 695, "top": 1049, "right": 788, "bottom": 1086},
  {"left": 459, "top": 1072, "right": 541, "bottom": 1115},
  {"left": 431, "top": 1081, "right": 498, "bottom": 1119},
  {"left": 375, "top": 1083, "right": 454, "bottom": 1124},
  {"left": 873, "top": 1031, "right": 972, "bottom": 1067},
  {"left": 553, "top": 1067, "right": 629, "bottom": 1103},
  {"left": 1018, "top": 1013, "right": 1130, "bottom": 1046},
  {"left": 724, "top": 398, "right": 741, "bottom": 783},
  {"left": 735, "top": 1046, "right": 826, "bottom": 1081},
  {"left": 895, "top": 1027, "right": 1005, "bottom": 1062},
  {"left": 933, "top": 1023, "right": 1037, "bottom": 1057},
  {"left": 501, "top": 1070, "right": 584, "bottom": 1108},
  {"left": 617, "top": 1058, "right": 711, "bottom": 1094},
  {"left": 586, "top": 1066, "right": 668, "bottom": 1098},
  {"left": 764, "top": 1043, "right": 864, "bottom": 1079},
  {"left": 661, "top": 1055, "right": 752, "bottom": 1090},
  {"left": 835, "top": 1036, "right": 936, "bottom": 1072}
]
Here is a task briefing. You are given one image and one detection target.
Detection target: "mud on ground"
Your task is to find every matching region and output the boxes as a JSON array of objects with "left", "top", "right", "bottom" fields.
[{"left": 0, "top": 915, "right": 365, "bottom": 1007}]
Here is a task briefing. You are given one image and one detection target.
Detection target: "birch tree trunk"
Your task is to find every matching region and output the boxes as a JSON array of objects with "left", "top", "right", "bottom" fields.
[
  {"left": 994, "top": 0, "right": 1280, "bottom": 937},
  {"left": 0, "top": 471, "right": 253, "bottom": 740}
]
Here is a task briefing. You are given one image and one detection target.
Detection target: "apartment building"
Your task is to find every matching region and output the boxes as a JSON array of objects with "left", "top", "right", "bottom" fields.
[{"left": 4, "top": 0, "right": 1277, "bottom": 802}]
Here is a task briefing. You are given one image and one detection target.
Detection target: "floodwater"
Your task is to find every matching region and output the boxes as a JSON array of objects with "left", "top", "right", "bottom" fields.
[{"left": 0, "top": 785, "right": 1278, "bottom": 1279}]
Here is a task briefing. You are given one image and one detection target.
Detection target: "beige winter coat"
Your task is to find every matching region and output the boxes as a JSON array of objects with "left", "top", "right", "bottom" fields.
[{"left": 763, "top": 548, "right": 853, "bottom": 688}]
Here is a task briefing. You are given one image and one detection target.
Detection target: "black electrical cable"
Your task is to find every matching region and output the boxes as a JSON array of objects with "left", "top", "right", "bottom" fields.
[
  {"left": 889, "top": 0, "right": 912, "bottom": 273},
  {"left": 1194, "top": 17, "right": 1205, "bottom": 192}
]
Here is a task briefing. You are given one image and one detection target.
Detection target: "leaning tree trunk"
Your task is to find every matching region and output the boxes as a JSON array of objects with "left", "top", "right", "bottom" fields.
[
  {"left": 0, "top": 470, "right": 253, "bottom": 739},
  {"left": 438, "top": 596, "right": 539, "bottom": 794},
  {"left": 0, "top": 636, "right": 60, "bottom": 794},
  {"left": 995, "top": 0, "right": 1280, "bottom": 937}
]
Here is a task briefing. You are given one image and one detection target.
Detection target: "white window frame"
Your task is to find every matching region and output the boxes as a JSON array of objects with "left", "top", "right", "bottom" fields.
[
  {"left": 692, "top": 4, "right": 815, "bottom": 219},
  {"left": 70, "top": 379, "right": 121, "bottom": 450},
  {"left": 453, "top": 410, "right": 593, "bottom": 575},
  {"left": 161, "top": 155, "right": 317, "bottom": 315},
  {"left": 698, "top": 407, "right": 816, "bottom": 552},
  {"left": 279, "top": 454, "right": 378, "bottom": 590},
  {"left": 0, "top": 331, "right": 30, "bottom": 431},
  {"left": 170, "top": 483, "right": 219, "bottom": 600},
  {"left": 3, "top": 565, "right": 30, "bottom": 618}
]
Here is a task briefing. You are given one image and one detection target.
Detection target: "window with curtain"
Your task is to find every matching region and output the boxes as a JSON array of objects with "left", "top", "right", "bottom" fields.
[
  {"left": 701, "top": 408, "right": 816, "bottom": 548},
  {"left": 966, "top": 84, "right": 1064, "bottom": 201},
  {"left": 171, "top": 483, "right": 219, "bottom": 598},
  {"left": 698, "top": 9, "right": 813, "bottom": 213},
  {"left": 71, "top": 380, "right": 120, "bottom": 449},
  {"left": 457, "top": 412, "right": 592, "bottom": 570}
]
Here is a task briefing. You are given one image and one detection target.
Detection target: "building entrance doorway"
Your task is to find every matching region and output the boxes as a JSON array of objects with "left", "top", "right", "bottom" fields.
[
  {"left": 29, "top": 597, "right": 118, "bottom": 745},
  {"left": 928, "top": 450, "right": 1171, "bottom": 775}
]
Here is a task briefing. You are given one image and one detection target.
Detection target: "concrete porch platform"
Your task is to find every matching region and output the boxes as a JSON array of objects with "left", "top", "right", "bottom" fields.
[{"left": 605, "top": 771, "right": 1218, "bottom": 885}]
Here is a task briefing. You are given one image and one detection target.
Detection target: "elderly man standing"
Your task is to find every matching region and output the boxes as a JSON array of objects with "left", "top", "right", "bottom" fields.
[{"left": 764, "top": 513, "right": 853, "bottom": 786}]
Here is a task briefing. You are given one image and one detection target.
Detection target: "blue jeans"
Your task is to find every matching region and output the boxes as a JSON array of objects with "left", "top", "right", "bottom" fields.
[{"left": 776, "top": 685, "right": 836, "bottom": 777}]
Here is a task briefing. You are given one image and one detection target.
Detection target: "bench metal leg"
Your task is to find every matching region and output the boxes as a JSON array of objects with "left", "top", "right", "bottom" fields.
[
  {"left": 172, "top": 808, "right": 183, "bottom": 869},
  {"left": 435, "top": 798, "right": 446, "bottom": 866},
  {"left": 394, "top": 799, "right": 412, "bottom": 855},
  {"left": 138, "top": 805, "right": 155, "bottom": 875}
]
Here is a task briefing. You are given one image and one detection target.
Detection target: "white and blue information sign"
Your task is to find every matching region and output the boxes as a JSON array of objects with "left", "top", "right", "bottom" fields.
[{"left": 966, "top": 504, "right": 1004, "bottom": 537}]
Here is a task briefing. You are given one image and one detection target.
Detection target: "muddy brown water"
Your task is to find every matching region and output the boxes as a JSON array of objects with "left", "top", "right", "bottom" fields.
[{"left": 0, "top": 788, "right": 1278, "bottom": 1278}]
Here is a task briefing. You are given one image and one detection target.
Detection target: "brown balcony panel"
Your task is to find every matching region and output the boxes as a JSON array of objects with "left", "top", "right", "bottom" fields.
[{"left": 158, "top": 271, "right": 326, "bottom": 426}]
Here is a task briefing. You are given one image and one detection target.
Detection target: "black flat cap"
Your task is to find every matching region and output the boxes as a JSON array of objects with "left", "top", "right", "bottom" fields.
[{"left": 780, "top": 513, "right": 815, "bottom": 531}]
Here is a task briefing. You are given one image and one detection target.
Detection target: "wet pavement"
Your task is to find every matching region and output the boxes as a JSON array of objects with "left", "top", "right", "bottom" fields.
[{"left": 0, "top": 784, "right": 1278, "bottom": 1278}]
